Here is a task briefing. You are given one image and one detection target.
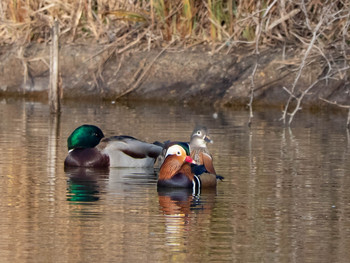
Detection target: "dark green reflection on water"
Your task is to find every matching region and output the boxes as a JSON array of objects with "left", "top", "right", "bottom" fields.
[{"left": 65, "top": 167, "right": 109, "bottom": 203}]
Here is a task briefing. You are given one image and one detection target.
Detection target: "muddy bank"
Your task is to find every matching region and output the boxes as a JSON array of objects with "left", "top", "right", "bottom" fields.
[{"left": 0, "top": 43, "right": 349, "bottom": 108}]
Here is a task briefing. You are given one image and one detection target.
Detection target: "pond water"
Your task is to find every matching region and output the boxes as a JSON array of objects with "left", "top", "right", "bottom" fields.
[{"left": 1, "top": 98, "right": 350, "bottom": 263}]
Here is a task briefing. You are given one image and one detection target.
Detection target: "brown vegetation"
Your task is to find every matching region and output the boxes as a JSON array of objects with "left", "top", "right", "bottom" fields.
[
  {"left": 1, "top": 1, "right": 348, "bottom": 49},
  {"left": 1, "top": 0, "right": 350, "bottom": 125}
]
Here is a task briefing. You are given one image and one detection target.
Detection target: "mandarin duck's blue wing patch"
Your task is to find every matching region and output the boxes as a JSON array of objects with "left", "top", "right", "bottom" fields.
[{"left": 191, "top": 164, "right": 207, "bottom": 175}]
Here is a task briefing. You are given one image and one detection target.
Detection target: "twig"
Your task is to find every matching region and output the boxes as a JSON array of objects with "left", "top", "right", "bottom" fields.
[
  {"left": 247, "top": 0, "right": 264, "bottom": 127},
  {"left": 300, "top": 0, "right": 312, "bottom": 31},
  {"left": 263, "top": 0, "right": 278, "bottom": 18},
  {"left": 320, "top": 97, "right": 350, "bottom": 109},
  {"left": 281, "top": 6, "right": 326, "bottom": 124},
  {"left": 287, "top": 77, "right": 323, "bottom": 125},
  {"left": 18, "top": 47, "right": 28, "bottom": 94},
  {"left": 85, "top": 26, "right": 147, "bottom": 63},
  {"left": 49, "top": 19, "right": 61, "bottom": 114},
  {"left": 282, "top": 86, "right": 296, "bottom": 98},
  {"left": 267, "top": 9, "right": 300, "bottom": 31},
  {"left": 320, "top": 97, "right": 350, "bottom": 128},
  {"left": 69, "top": 0, "right": 83, "bottom": 42},
  {"left": 287, "top": 65, "right": 349, "bottom": 125},
  {"left": 115, "top": 40, "right": 175, "bottom": 99},
  {"left": 247, "top": 61, "right": 257, "bottom": 127},
  {"left": 116, "top": 30, "right": 148, "bottom": 54}
]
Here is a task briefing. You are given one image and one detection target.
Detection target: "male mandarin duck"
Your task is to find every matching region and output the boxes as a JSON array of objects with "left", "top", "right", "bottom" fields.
[
  {"left": 157, "top": 142, "right": 221, "bottom": 191},
  {"left": 64, "top": 124, "right": 163, "bottom": 168}
]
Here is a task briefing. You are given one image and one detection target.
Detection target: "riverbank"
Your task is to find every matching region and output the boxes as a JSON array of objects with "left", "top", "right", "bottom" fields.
[
  {"left": 0, "top": 43, "right": 348, "bottom": 109},
  {"left": 1, "top": 0, "right": 349, "bottom": 120}
]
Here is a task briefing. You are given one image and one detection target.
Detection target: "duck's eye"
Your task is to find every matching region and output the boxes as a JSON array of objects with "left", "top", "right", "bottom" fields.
[
  {"left": 197, "top": 131, "right": 201, "bottom": 135},
  {"left": 176, "top": 151, "right": 181, "bottom": 156}
]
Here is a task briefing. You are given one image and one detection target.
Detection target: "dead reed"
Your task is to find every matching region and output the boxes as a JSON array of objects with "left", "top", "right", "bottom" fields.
[{"left": 0, "top": 1, "right": 348, "bottom": 50}]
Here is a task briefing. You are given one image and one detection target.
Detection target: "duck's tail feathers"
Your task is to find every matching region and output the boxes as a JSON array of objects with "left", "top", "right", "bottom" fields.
[{"left": 216, "top": 175, "right": 224, "bottom": 181}]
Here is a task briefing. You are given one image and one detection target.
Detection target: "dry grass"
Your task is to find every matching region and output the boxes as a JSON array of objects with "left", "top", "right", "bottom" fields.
[{"left": 0, "top": 0, "right": 348, "bottom": 51}]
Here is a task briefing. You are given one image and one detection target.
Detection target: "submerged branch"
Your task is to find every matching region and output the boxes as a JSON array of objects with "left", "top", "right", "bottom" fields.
[{"left": 320, "top": 98, "right": 350, "bottom": 128}]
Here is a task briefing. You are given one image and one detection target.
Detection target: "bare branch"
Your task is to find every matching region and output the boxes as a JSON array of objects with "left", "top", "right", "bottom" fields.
[
  {"left": 267, "top": 9, "right": 300, "bottom": 31},
  {"left": 281, "top": 5, "right": 328, "bottom": 124},
  {"left": 321, "top": 98, "right": 350, "bottom": 128},
  {"left": 263, "top": 0, "right": 278, "bottom": 18},
  {"left": 287, "top": 65, "right": 350, "bottom": 125},
  {"left": 320, "top": 98, "right": 350, "bottom": 109},
  {"left": 247, "top": 61, "right": 258, "bottom": 127},
  {"left": 300, "top": 0, "right": 312, "bottom": 30},
  {"left": 282, "top": 86, "right": 296, "bottom": 98}
]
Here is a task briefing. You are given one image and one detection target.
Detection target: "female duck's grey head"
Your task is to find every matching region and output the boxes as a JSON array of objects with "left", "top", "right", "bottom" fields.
[{"left": 190, "top": 126, "right": 213, "bottom": 147}]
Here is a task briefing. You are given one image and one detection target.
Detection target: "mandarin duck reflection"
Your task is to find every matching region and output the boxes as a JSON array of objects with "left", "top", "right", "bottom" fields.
[{"left": 64, "top": 124, "right": 163, "bottom": 168}]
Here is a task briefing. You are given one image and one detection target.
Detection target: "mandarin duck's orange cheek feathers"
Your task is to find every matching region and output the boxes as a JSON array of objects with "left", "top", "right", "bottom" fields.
[
  {"left": 158, "top": 144, "right": 195, "bottom": 188},
  {"left": 158, "top": 155, "right": 183, "bottom": 179}
]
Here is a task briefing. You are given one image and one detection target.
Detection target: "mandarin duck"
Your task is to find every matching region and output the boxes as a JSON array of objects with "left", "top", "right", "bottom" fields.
[
  {"left": 64, "top": 124, "right": 163, "bottom": 168},
  {"left": 157, "top": 143, "right": 220, "bottom": 191},
  {"left": 189, "top": 125, "right": 217, "bottom": 175},
  {"left": 156, "top": 125, "right": 217, "bottom": 173}
]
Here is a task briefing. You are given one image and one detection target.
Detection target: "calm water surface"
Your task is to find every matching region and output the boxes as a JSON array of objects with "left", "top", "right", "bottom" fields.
[{"left": 1, "top": 98, "right": 350, "bottom": 263}]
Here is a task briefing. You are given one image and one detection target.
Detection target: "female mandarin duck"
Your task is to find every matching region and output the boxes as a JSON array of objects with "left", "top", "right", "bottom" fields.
[
  {"left": 157, "top": 142, "right": 220, "bottom": 190},
  {"left": 64, "top": 124, "right": 163, "bottom": 168},
  {"left": 189, "top": 125, "right": 217, "bottom": 175}
]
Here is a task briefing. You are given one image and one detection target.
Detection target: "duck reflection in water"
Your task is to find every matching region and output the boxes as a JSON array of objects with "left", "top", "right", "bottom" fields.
[
  {"left": 158, "top": 187, "right": 217, "bottom": 252},
  {"left": 65, "top": 167, "right": 109, "bottom": 203},
  {"left": 158, "top": 188, "right": 217, "bottom": 215},
  {"left": 65, "top": 167, "right": 157, "bottom": 203}
]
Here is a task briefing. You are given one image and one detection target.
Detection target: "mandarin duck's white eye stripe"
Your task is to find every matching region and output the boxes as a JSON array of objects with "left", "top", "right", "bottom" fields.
[{"left": 165, "top": 145, "right": 185, "bottom": 158}]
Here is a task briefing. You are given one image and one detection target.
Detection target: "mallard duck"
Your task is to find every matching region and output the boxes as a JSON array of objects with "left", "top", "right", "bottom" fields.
[{"left": 64, "top": 124, "right": 163, "bottom": 168}]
